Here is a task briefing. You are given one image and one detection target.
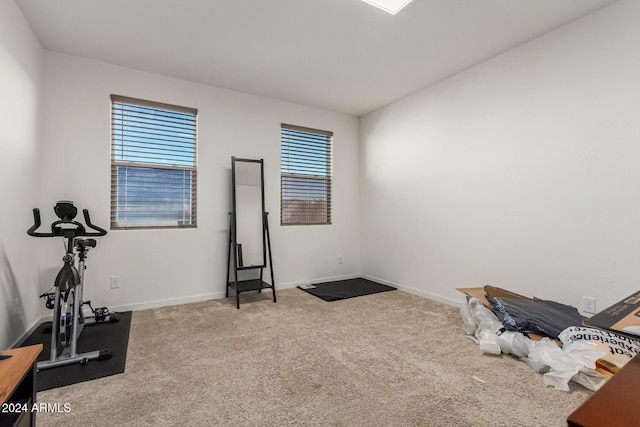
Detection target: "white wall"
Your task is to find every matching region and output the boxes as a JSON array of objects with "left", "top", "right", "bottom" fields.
[
  {"left": 7, "top": 0, "right": 633, "bottom": 349},
  {"left": 360, "top": 0, "right": 640, "bottom": 313},
  {"left": 37, "top": 52, "right": 360, "bottom": 313},
  {"left": 0, "top": 0, "right": 44, "bottom": 348}
]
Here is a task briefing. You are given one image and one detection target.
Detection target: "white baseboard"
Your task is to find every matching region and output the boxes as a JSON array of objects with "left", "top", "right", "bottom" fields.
[
  {"left": 110, "top": 273, "right": 361, "bottom": 312},
  {"left": 108, "top": 291, "right": 227, "bottom": 312},
  {"left": 57, "top": 273, "right": 362, "bottom": 314},
  {"left": 360, "top": 274, "right": 464, "bottom": 308},
  {"left": 12, "top": 317, "right": 48, "bottom": 348}
]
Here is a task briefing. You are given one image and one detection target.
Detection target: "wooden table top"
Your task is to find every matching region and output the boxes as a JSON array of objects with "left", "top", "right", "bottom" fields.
[
  {"left": 0, "top": 344, "right": 42, "bottom": 404},
  {"left": 568, "top": 352, "right": 640, "bottom": 427}
]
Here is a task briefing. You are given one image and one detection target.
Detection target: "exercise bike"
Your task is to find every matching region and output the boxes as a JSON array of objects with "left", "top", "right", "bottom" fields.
[{"left": 27, "top": 201, "right": 118, "bottom": 371}]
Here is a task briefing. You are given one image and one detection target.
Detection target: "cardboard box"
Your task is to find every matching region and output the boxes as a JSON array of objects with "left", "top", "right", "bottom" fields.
[
  {"left": 456, "top": 285, "right": 535, "bottom": 308},
  {"left": 585, "top": 290, "right": 640, "bottom": 338}
]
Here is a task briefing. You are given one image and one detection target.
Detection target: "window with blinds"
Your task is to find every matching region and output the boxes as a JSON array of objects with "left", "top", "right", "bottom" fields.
[
  {"left": 110, "top": 95, "right": 197, "bottom": 229},
  {"left": 281, "top": 124, "right": 333, "bottom": 225}
]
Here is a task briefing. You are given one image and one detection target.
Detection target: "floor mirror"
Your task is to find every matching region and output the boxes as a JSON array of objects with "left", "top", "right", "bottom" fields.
[{"left": 226, "top": 156, "right": 276, "bottom": 308}]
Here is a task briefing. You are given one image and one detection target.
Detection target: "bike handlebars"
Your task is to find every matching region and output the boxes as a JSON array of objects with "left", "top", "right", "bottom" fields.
[
  {"left": 27, "top": 203, "right": 107, "bottom": 238},
  {"left": 82, "top": 209, "right": 107, "bottom": 236}
]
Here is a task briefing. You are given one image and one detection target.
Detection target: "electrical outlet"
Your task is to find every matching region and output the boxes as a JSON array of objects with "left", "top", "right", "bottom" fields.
[
  {"left": 338, "top": 255, "right": 343, "bottom": 264},
  {"left": 583, "top": 297, "right": 596, "bottom": 315},
  {"left": 110, "top": 276, "right": 120, "bottom": 289}
]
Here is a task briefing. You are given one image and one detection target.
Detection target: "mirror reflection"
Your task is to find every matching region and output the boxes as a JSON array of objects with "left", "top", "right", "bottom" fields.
[{"left": 233, "top": 159, "right": 265, "bottom": 268}]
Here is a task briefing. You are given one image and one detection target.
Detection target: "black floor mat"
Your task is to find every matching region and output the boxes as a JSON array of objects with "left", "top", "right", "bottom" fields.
[
  {"left": 20, "top": 311, "right": 132, "bottom": 391},
  {"left": 298, "top": 278, "right": 396, "bottom": 302}
]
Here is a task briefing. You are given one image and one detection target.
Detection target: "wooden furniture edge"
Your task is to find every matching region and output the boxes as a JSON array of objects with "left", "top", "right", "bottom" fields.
[{"left": 0, "top": 344, "right": 43, "bottom": 404}]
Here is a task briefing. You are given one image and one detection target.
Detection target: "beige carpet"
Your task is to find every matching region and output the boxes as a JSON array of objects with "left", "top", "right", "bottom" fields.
[{"left": 37, "top": 288, "right": 592, "bottom": 426}]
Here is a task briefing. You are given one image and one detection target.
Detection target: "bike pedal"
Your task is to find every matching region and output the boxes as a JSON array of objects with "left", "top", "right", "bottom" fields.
[
  {"left": 40, "top": 292, "right": 56, "bottom": 309},
  {"left": 94, "top": 307, "right": 110, "bottom": 322}
]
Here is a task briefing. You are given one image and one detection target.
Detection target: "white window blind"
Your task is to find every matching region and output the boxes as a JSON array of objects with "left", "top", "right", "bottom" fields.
[
  {"left": 110, "top": 95, "right": 197, "bottom": 229},
  {"left": 281, "top": 124, "right": 333, "bottom": 225}
]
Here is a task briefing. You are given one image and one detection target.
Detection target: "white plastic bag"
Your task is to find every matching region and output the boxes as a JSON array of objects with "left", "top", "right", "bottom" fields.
[
  {"left": 461, "top": 297, "right": 503, "bottom": 355},
  {"left": 571, "top": 367, "right": 607, "bottom": 392},
  {"left": 559, "top": 326, "right": 640, "bottom": 373},
  {"left": 496, "top": 331, "right": 529, "bottom": 357},
  {"left": 460, "top": 298, "right": 479, "bottom": 335},
  {"left": 524, "top": 338, "right": 583, "bottom": 391}
]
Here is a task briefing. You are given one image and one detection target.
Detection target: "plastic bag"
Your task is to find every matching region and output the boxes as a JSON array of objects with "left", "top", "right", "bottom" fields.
[
  {"left": 524, "top": 338, "right": 583, "bottom": 391},
  {"left": 496, "top": 331, "right": 529, "bottom": 357},
  {"left": 461, "top": 297, "right": 504, "bottom": 355},
  {"left": 460, "top": 298, "right": 479, "bottom": 335},
  {"left": 487, "top": 296, "right": 583, "bottom": 339},
  {"left": 571, "top": 367, "right": 608, "bottom": 392},
  {"left": 558, "top": 326, "right": 640, "bottom": 374}
]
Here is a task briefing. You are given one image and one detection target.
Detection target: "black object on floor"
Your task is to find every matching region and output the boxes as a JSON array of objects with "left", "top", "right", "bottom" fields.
[
  {"left": 486, "top": 297, "right": 583, "bottom": 340},
  {"left": 20, "top": 311, "right": 132, "bottom": 391},
  {"left": 298, "top": 278, "right": 396, "bottom": 302}
]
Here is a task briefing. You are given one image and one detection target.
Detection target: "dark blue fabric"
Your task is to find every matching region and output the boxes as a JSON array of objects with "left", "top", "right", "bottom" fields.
[{"left": 487, "top": 296, "right": 583, "bottom": 339}]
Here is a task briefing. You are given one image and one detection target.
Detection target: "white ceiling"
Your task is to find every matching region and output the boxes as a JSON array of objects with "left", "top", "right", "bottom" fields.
[{"left": 16, "top": 0, "right": 617, "bottom": 116}]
